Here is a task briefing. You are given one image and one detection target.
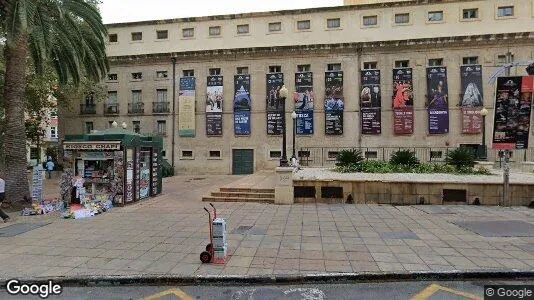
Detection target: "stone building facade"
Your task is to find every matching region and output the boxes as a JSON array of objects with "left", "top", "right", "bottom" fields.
[{"left": 60, "top": 0, "right": 534, "bottom": 174}]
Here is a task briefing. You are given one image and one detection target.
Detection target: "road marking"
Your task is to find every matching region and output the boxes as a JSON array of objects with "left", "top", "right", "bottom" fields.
[
  {"left": 144, "top": 288, "right": 194, "bottom": 300},
  {"left": 412, "top": 283, "right": 482, "bottom": 300}
]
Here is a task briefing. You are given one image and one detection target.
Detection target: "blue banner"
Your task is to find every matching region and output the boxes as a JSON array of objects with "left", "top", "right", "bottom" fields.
[
  {"left": 296, "top": 111, "right": 313, "bottom": 135},
  {"left": 234, "top": 111, "right": 251, "bottom": 135},
  {"left": 234, "top": 75, "right": 251, "bottom": 135},
  {"left": 295, "top": 72, "right": 314, "bottom": 135}
]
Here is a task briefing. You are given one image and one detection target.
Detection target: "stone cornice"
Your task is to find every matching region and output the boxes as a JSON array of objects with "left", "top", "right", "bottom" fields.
[{"left": 108, "top": 32, "right": 534, "bottom": 65}]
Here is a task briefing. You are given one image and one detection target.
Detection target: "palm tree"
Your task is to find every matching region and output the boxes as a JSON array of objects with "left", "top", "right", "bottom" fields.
[{"left": 1, "top": 0, "right": 108, "bottom": 207}]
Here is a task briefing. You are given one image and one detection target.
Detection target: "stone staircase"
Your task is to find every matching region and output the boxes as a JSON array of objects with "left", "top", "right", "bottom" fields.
[{"left": 202, "top": 187, "right": 275, "bottom": 203}]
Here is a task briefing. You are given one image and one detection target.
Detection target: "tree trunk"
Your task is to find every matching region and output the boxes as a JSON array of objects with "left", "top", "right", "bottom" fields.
[{"left": 2, "top": 36, "right": 31, "bottom": 208}]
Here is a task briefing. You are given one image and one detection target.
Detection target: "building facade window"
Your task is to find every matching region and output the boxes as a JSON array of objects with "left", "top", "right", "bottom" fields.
[
  {"left": 132, "top": 90, "right": 142, "bottom": 103},
  {"left": 498, "top": 6, "right": 514, "bottom": 17},
  {"left": 363, "top": 15, "right": 378, "bottom": 26},
  {"left": 297, "top": 64, "right": 311, "bottom": 72},
  {"left": 237, "top": 24, "right": 249, "bottom": 34},
  {"left": 395, "top": 60, "right": 410, "bottom": 68},
  {"left": 133, "top": 121, "right": 141, "bottom": 133},
  {"left": 428, "top": 11, "right": 443, "bottom": 22},
  {"left": 498, "top": 54, "right": 514, "bottom": 65},
  {"left": 209, "top": 150, "right": 221, "bottom": 158},
  {"left": 156, "top": 30, "right": 168, "bottom": 39},
  {"left": 363, "top": 62, "right": 377, "bottom": 69},
  {"left": 209, "top": 68, "right": 221, "bottom": 76},
  {"left": 269, "top": 66, "right": 281, "bottom": 73},
  {"left": 394, "top": 13, "right": 410, "bottom": 24},
  {"left": 297, "top": 20, "right": 311, "bottom": 30},
  {"left": 209, "top": 26, "right": 221, "bottom": 36},
  {"left": 327, "top": 63, "right": 342, "bottom": 71},
  {"left": 157, "top": 120, "right": 166, "bottom": 136},
  {"left": 108, "top": 73, "right": 118, "bottom": 81},
  {"left": 462, "top": 56, "right": 479, "bottom": 65},
  {"left": 463, "top": 8, "right": 479, "bottom": 19},
  {"left": 327, "top": 18, "right": 341, "bottom": 29},
  {"left": 269, "top": 151, "right": 281, "bottom": 159},
  {"left": 50, "top": 126, "right": 58, "bottom": 139},
  {"left": 107, "top": 91, "right": 118, "bottom": 104},
  {"left": 85, "top": 122, "right": 93, "bottom": 134},
  {"left": 132, "top": 72, "right": 142, "bottom": 80},
  {"left": 156, "top": 71, "right": 168, "bottom": 79},
  {"left": 156, "top": 89, "right": 168, "bottom": 103},
  {"left": 428, "top": 58, "right": 444, "bottom": 66},
  {"left": 181, "top": 150, "right": 193, "bottom": 158},
  {"left": 108, "top": 34, "right": 118, "bottom": 43},
  {"left": 182, "top": 28, "right": 194, "bottom": 38},
  {"left": 131, "top": 32, "right": 142, "bottom": 41},
  {"left": 183, "top": 69, "right": 194, "bottom": 77},
  {"left": 268, "top": 22, "right": 282, "bottom": 32},
  {"left": 236, "top": 67, "right": 249, "bottom": 74}
]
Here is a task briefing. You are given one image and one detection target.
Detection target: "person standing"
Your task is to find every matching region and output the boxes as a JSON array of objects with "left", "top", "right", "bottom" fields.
[
  {"left": 0, "top": 176, "right": 10, "bottom": 222},
  {"left": 46, "top": 159, "right": 55, "bottom": 179}
]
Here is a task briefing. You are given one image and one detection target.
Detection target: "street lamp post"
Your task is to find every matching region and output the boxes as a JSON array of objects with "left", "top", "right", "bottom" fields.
[
  {"left": 279, "top": 85, "right": 289, "bottom": 167},
  {"left": 480, "top": 107, "right": 488, "bottom": 160},
  {"left": 291, "top": 111, "right": 297, "bottom": 162}
]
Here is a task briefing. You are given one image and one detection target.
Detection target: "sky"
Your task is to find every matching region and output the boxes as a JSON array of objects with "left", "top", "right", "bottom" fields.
[{"left": 100, "top": 0, "right": 343, "bottom": 24}]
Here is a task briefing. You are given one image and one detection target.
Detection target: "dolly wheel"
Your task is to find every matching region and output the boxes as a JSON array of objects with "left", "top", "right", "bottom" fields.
[
  {"left": 206, "top": 243, "right": 213, "bottom": 252},
  {"left": 200, "top": 251, "right": 212, "bottom": 263}
]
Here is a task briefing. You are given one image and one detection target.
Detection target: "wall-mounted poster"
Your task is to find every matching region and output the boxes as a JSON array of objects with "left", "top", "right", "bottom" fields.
[
  {"left": 234, "top": 75, "right": 252, "bottom": 135},
  {"left": 393, "top": 68, "right": 414, "bottom": 135},
  {"left": 325, "top": 71, "right": 344, "bottom": 135},
  {"left": 206, "top": 75, "right": 223, "bottom": 136},
  {"left": 493, "top": 76, "right": 534, "bottom": 149},
  {"left": 360, "top": 69, "right": 381, "bottom": 135},
  {"left": 294, "top": 72, "right": 314, "bottom": 135},
  {"left": 266, "top": 73, "right": 284, "bottom": 135},
  {"left": 426, "top": 67, "right": 449, "bottom": 134},
  {"left": 178, "top": 77, "right": 196, "bottom": 137},
  {"left": 460, "top": 65, "right": 484, "bottom": 134}
]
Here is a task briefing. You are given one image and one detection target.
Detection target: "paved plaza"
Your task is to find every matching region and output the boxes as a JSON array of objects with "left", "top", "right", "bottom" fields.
[{"left": 1, "top": 173, "right": 534, "bottom": 280}]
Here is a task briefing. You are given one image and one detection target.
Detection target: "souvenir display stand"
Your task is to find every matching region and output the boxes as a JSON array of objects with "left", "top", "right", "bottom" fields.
[{"left": 63, "top": 127, "right": 163, "bottom": 210}]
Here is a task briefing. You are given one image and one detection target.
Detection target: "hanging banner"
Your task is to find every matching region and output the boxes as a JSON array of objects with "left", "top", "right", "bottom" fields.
[
  {"left": 234, "top": 75, "right": 252, "bottom": 135},
  {"left": 206, "top": 75, "right": 223, "bottom": 136},
  {"left": 325, "top": 71, "right": 344, "bottom": 135},
  {"left": 266, "top": 73, "right": 284, "bottom": 135},
  {"left": 393, "top": 68, "right": 414, "bottom": 135},
  {"left": 360, "top": 69, "right": 382, "bottom": 134},
  {"left": 178, "top": 77, "right": 196, "bottom": 137},
  {"left": 426, "top": 67, "right": 450, "bottom": 134},
  {"left": 492, "top": 76, "right": 529, "bottom": 150},
  {"left": 517, "top": 76, "right": 534, "bottom": 149},
  {"left": 460, "top": 65, "right": 484, "bottom": 134},
  {"left": 294, "top": 72, "right": 314, "bottom": 135}
]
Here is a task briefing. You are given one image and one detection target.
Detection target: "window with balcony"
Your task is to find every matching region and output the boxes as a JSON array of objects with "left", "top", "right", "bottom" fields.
[
  {"left": 428, "top": 58, "right": 444, "bottom": 66},
  {"left": 394, "top": 13, "right": 410, "bottom": 24},
  {"left": 298, "top": 64, "right": 311, "bottom": 72},
  {"left": 462, "top": 56, "right": 479, "bottom": 65},
  {"left": 156, "top": 120, "right": 167, "bottom": 136},
  {"left": 428, "top": 11, "right": 443, "bottom": 22},
  {"left": 236, "top": 67, "right": 249, "bottom": 75},
  {"left": 463, "top": 8, "right": 479, "bottom": 20},
  {"left": 156, "top": 71, "right": 168, "bottom": 79},
  {"left": 363, "top": 62, "right": 377, "bottom": 70},
  {"left": 268, "top": 22, "right": 282, "bottom": 32},
  {"left": 129, "top": 90, "right": 144, "bottom": 114},
  {"left": 182, "top": 28, "right": 194, "bottom": 38},
  {"left": 50, "top": 126, "right": 58, "bottom": 139},
  {"left": 108, "top": 34, "right": 118, "bottom": 43},
  {"left": 132, "top": 72, "right": 142, "bottom": 80},
  {"left": 81, "top": 92, "right": 96, "bottom": 114},
  {"left": 108, "top": 73, "right": 118, "bottom": 81},
  {"left": 183, "top": 69, "right": 194, "bottom": 77},
  {"left": 363, "top": 15, "right": 378, "bottom": 26},
  {"left": 237, "top": 24, "right": 249, "bottom": 34},
  {"left": 209, "top": 68, "right": 221, "bottom": 76},
  {"left": 327, "top": 18, "right": 341, "bottom": 29},
  {"left": 105, "top": 91, "right": 119, "bottom": 114},
  {"left": 85, "top": 122, "right": 94, "bottom": 134},
  {"left": 133, "top": 121, "right": 141, "bottom": 133},
  {"left": 131, "top": 32, "right": 142, "bottom": 41},
  {"left": 209, "top": 26, "right": 221, "bottom": 36},
  {"left": 269, "top": 66, "right": 281, "bottom": 73},
  {"left": 156, "top": 30, "right": 168, "bottom": 39},
  {"left": 297, "top": 20, "right": 311, "bottom": 30},
  {"left": 395, "top": 60, "right": 410, "bottom": 68},
  {"left": 154, "top": 89, "right": 169, "bottom": 113},
  {"left": 498, "top": 6, "right": 514, "bottom": 17}
]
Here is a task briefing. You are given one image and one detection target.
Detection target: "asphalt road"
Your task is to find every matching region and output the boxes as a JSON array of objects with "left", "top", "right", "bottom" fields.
[{"left": 1, "top": 279, "right": 533, "bottom": 300}]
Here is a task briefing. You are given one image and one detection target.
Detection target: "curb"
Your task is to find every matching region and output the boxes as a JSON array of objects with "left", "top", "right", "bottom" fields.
[{"left": 1, "top": 270, "right": 534, "bottom": 287}]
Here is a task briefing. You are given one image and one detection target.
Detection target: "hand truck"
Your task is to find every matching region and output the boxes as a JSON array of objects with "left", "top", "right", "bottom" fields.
[{"left": 200, "top": 203, "right": 216, "bottom": 263}]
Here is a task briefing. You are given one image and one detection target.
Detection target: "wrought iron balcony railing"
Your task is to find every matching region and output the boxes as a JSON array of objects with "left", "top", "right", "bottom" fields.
[{"left": 128, "top": 102, "right": 145, "bottom": 114}]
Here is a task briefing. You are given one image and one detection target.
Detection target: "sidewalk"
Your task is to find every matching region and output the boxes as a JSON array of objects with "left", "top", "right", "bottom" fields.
[{"left": 0, "top": 174, "right": 533, "bottom": 280}]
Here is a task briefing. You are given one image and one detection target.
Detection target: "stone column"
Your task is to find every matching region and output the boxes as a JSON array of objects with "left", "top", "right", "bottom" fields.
[{"left": 275, "top": 167, "right": 294, "bottom": 205}]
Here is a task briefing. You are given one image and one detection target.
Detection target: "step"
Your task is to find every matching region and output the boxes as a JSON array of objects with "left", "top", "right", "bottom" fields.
[
  {"left": 202, "top": 196, "right": 274, "bottom": 203},
  {"left": 211, "top": 192, "right": 275, "bottom": 199},
  {"left": 219, "top": 188, "right": 275, "bottom": 194}
]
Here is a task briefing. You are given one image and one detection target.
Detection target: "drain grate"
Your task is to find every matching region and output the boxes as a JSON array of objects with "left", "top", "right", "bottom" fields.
[
  {"left": 0, "top": 223, "right": 51, "bottom": 237},
  {"left": 231, "top": 226, "right": 266, "bottom": 235},
  {"left": 379, "top": 231, "right": 420, "bottom": 240}
]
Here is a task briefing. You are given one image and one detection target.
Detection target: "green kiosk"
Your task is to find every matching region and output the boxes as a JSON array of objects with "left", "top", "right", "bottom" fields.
[{"left": 63, "top": 125, "right": 163, "bottom": 206}]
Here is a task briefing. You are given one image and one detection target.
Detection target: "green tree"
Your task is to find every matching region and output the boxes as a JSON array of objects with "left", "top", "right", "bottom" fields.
[{"left": 1, "top": 0, "right": 108, "bottom": 207}]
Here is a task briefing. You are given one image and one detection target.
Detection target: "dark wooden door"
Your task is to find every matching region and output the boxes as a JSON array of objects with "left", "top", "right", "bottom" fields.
[{"left": 232, "top": 149, "right": 254, "bottom": 175}]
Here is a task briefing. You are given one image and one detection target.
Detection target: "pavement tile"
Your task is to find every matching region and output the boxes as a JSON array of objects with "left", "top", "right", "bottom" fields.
[
  {"left": 371, "top": 252, "right": 398, "bottom": 263},
  {"left": 402, "top": 263, "right": 430, "bottom": 271},
  {"left": 247, "top": 268, "right": 274, "bottom": 275},
  {"left": 233, "top": 247, "right": 258, "bottom": 257},
  {"left": 278, "top": 249, "right": 300, "bottom": 259},
  {"left": 221, "top": 266, "right": 249, "bottom": 275},
  {"left": 350, "top": 261, "right": 380, "bottom": 272},
  {"left": 299, "top": 259, "right": 325, "bottom": 271},
  {"left": 324, "top": 251, "right": 348, "bottom": 261},
  {"left": 376, "top": 262, "right": 405, "bottom": 272},
  {"left": 250, "top": 256, "right": 276, "bottom": 269},
  {"left": 168, "top": 263, "right": 200, "bottom": 275},
  {"left": 226, "top": 256, "right": 254, "bottom": 268},
  {"left": 275, "top": 258, "right": 299, "bottom": 270},
  {"left": 300, "top": 250, "right": 324, "bottom": 259}
]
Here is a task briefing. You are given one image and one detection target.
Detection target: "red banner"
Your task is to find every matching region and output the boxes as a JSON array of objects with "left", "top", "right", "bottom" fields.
[
  {"left": 393, "top": 107, "right": 414, "bottom": 135},
  {"left": 461, "top": 108, "right": 482, "bottom": 134}
]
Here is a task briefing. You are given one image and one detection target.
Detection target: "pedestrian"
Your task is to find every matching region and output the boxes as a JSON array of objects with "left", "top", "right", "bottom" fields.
[
  {"left": 46, "top": 159, "right": 55, "bottom": 179},
  {"left": 0, "top": 176, "right": 10, "bottom": 223}
]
